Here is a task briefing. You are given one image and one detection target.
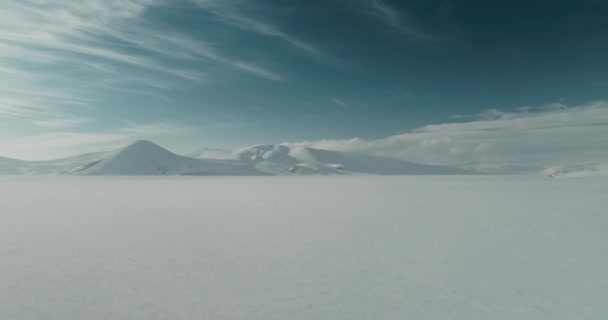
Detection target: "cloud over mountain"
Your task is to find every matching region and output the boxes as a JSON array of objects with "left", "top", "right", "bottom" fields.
[{"left": 286, "top": 100, "right": 608, "bottom": 171}]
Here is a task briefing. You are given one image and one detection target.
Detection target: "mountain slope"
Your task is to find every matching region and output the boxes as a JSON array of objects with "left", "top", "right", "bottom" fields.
[
  {"left": 63, "top": 140, "right": 267, "bottom": 176},
  {"left": 195, "top": 144, "right": 474, "bottom": 175},
  {"left": 0, "top": 156, "right": 27, "bottom": 175},
  {"left": 0, "top": 140, "right": 476, "bottom": 176}
]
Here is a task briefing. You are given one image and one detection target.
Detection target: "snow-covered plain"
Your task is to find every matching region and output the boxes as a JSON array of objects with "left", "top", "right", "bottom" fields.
[{"left": 1, "top": 176, "right": 607, "bottom": 319}]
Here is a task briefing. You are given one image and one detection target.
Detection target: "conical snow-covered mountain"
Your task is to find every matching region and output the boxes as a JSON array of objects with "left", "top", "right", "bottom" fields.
[
  {"left": 61, "top": 140, "right": 265, "bottom": 176},
  {"left": 0, "top": 141, "right": 266, "bottom": 176},
  {"left": 0, "top": 140, "right": 475, "bottom": 176}
]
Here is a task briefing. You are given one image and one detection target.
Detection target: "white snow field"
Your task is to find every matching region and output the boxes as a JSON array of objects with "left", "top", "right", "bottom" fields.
[{"left": 1, "top": 176, "right": 607, "bottom": 319}]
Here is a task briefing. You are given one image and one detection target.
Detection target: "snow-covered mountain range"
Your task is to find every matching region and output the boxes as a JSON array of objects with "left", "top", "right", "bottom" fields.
[
  {"left": 191, "top": 144, "right": 473, "bottom": 175},
  {"left": 0, "top": 140, "right": 473, "bottom": 176}
]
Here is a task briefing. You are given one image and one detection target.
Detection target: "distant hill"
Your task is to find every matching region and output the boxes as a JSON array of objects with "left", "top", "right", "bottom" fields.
[
  {"left": 0, "top": 140, "right": 475, "bottom": 176},
  {"left": 191, "top": 143, "right": 474, "bottom": 175}
]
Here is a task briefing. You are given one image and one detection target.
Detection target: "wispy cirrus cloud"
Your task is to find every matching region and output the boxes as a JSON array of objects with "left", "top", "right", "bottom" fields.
[
  {"left": 115, "top": 122, "right": 193, "bottom": 136},
  {"left": 231, "top": 62, "right": 284, "bottom": 82},
  {"left": 353, "top": 0, "right": 439, "bottom": 41},
  {"left": 32, "top": 118, "right": 92, "bottom": 129},
  {"left": 0, "top": 0, "right": 287, "bottom": 130},
  {"left": 0, "top": 0, "right": 282, "bottom": 92},
  {"left": 0, "top": 65, "right": 92, "bottom": 128},
  {"left": 330, "top": 97, "right": 352, "bottom": 109},
  {"left": 0, "top": 94, "right": 90, "bottom": 129},
  {"left": 0, "top": 0, "right": 282, "bottom": 83},
  {"left": 80, "top": 20, "right": 283, "bottom": 82},
  {"left": 0, "top": 122, "right": 192, "bottom": 160},
  {"left": 286, "top": 100, "right": 608, "bottom": 170},
  {"left": 193, "top": 0, "right": 327, "bottom": 60}
]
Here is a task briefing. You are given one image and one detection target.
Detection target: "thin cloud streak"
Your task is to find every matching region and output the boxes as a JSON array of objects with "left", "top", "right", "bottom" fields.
[
  {"left": 0, "top": 0, "right": 286, "bottom": 130},
  {"left": 193, "top": 0, "right": 328, "bottom": 61},
  {"left": 233, "top": 62, "right": 284, "bottom": 82},
  {"left": 330, "top": 97, "right": 352, "bottom": 109},
  {"left": 355, "top": 0, "right": 440, "bottom": 41},
  {"left": 32, "top": 118, "right": 92, "bottom": 129},
  {"left": 0, "top": 65, "right": 93, "bottom": 126},
  {"left": 0, "top": 0, "right": 282, "bottom": 91},
  {"left": 0, "top": 122, "right": 192, "bottom": 160}
]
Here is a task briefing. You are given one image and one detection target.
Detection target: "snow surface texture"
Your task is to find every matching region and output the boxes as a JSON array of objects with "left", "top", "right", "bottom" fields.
[
  {"left": 1, "top": 176, "right": 607, "bottom": 319},
  {"left": 0, "top": 140, "right": 471, "bottom": 176}
]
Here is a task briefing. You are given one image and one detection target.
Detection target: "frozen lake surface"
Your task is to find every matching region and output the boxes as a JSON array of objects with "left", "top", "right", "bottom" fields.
[{"left": 1, "top": 176, "right": 607, "bottom": 319}]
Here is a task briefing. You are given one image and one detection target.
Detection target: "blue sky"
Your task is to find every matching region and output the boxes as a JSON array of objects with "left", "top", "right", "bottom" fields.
[{"left": 1, "top": 0, "right": 608, "bottom": 161}]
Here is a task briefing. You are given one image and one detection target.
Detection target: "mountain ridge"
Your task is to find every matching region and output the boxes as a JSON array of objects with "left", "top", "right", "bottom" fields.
[{"left": 0, "top": 140, "right": 476, "bottom": 176}]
